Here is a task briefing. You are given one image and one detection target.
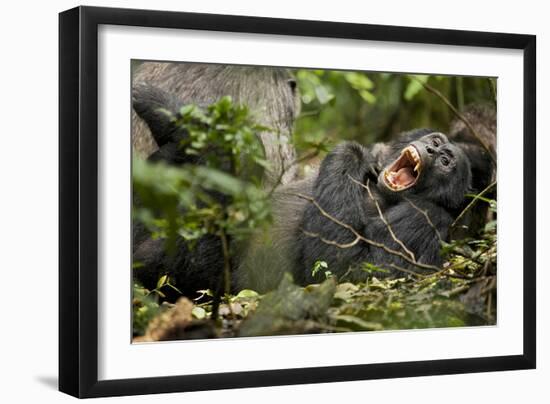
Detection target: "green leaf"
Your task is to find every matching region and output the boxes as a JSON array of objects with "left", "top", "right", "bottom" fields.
[
  {"left": 156, "top": 274, "right": 168, "bottom": 289},
  {"left": 358, "top": 89, "right": 376, "bottom": 104},
  {"left": 235, "top": 289, "right": 260, "bottom": 298},
  {"left": 404, "top": 75, "right": 429, "bottom": 100},
  {"left": 312, "top": 260, "right": 329, "bottom": 277},
  {"left": 315, "top": 85, "right": 334, "bottom": 104},
  {"left": 179, "top": 104, "right": 196, "bottom": 116},
  {"left": 166, "top": 283, "right": 183, "bottom": 295},
  {"left": 192, "top": 306, "right": 207, "bottom": 319},
  {"left": 344, "top": 72, "right": 374, "bottom": 90}
]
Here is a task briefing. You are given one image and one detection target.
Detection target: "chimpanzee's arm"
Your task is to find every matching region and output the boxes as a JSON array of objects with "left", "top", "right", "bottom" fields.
[
  {"left": 132, "top": 83, "right": 186, "bottom": 147},
  {"left": 299, "top": 142, "right": 380, "bottom": 280},
  {"left": 311, "top": 141, "right": 380, "bottom": 222}
]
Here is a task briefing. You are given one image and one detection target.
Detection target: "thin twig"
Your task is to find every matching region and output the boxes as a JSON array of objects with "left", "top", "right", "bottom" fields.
[
  {"left": 292, "top": 192, "right": 441, "bottom": 272},
  {"left": 447, "top": 284, "right": 471, "bottom": 297},
  {"left": 339, "top": 266, "right": 356, "bottom": 282},
  {"left": 348, "top": 175, "right": 416, "bottom": 261},
  {"left": 451, "top": 181, "right": 497, "bottom": 228},
  {"left": 480, "top": 276, "right": 497, "bottom": 295},
  {"left": 450, "top": 246, "right": 484, "bottom": 265},
  {"left": 413, "top": 76, "right": 496, "bottom": 164},
  {"left": 386, "top": 263, "right": 425, "bottom": 278},
  {"left": 403, "top": 196, "right": 443, "bottom": 242},
  {"left": 301, "top": 228, "right": 361, "bottom": 249}
]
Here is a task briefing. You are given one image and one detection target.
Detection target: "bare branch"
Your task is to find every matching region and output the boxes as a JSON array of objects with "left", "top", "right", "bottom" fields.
[
  {"left": 386, "top": 263, "right": 425, "bottom": 278},
  {"left": 480, "top": 276, "right": 497, "bottom": 295},
  {"left": 403, "top": 196, "right": 442, "bottom": 242},
  {"left": 300, "top": 228, "right": 361, "bottom": 249},
  {"left": 412, "top": 76, "right": 496, "bottom": 164},
  {"left": 292, "top": 192, "right": 442, "bottom": 273},
  {"left": 347, "top": 175, "right": 416, "bottom": 262}
]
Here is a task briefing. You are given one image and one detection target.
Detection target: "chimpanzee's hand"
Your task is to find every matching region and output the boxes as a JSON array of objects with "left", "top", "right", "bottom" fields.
[{"left": 365, "top": 159, "right": 381, "bottom": 184}]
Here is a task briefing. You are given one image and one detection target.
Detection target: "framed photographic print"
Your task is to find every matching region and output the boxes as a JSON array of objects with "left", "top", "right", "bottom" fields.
[{"left": 59, "top": 6, "right": 536, "bottom": 398}]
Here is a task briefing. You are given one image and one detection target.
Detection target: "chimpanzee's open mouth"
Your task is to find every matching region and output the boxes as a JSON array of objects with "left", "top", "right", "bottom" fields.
[{"left": 383, "top": 145, "right": 422, "bottom": 191}]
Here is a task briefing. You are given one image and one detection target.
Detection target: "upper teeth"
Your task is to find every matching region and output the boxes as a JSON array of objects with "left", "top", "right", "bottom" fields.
[
  {"left": 383, "top": 145, "right": 421, "bottom": 191},
  {"left": 407, "top": 146, "right": 421, "bottom": 173}
]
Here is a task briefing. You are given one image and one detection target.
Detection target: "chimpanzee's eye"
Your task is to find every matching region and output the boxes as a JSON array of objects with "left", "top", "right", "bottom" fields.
[
  {"left": 432, "top": 138, "right": 440, "bottom": 147},
  {"left": 441, "top": 156, "right": 450, "bottom": 166}
]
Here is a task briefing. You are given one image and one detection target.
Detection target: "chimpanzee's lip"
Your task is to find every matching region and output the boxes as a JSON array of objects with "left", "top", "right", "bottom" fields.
[{"left": 383, "top": 145, "right": 422, "bottom": 191}]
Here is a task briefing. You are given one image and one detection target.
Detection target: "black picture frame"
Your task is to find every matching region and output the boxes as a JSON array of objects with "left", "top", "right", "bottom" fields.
[{"left": 59, "top": 5, "right": 536, "bottom": 398}]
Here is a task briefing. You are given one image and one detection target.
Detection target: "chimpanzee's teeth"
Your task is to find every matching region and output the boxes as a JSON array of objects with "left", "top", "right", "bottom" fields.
[
  {"left": 407, "top": 146, "right": 421, "bottom": 173},
  {"left": 384, "top": 171, "right": 403, "bottom": 190}
]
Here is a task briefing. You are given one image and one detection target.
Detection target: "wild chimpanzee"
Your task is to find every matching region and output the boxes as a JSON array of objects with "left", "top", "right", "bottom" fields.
[
  {"left": 132, "top": 84, "right": 473, "bottom": 297},
  {"left": 299, "top": 131, "right": 470, "bottom": 283},
  {"left": 236, "top": 130, "right": 472, "bottom": 291}
]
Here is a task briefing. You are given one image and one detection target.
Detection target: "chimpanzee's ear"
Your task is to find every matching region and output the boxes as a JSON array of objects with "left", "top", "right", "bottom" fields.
[{"left": 132, "top": 83, "right": 182, "bottom": 147}]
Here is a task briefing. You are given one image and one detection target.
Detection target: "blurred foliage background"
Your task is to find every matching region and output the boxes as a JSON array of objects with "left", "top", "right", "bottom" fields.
[{"left": 292, "top": 70, "right": 495, "bottom": 163}]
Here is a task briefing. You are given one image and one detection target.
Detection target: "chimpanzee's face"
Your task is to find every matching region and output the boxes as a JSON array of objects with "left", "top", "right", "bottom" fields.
[{"left": 379, "top": 132, "right": 471, "bottom": 208}]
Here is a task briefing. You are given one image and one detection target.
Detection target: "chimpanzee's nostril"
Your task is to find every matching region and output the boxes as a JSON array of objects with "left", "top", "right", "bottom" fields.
[{"left": 426, "top": 145, "right": 434, "bottom": 154}]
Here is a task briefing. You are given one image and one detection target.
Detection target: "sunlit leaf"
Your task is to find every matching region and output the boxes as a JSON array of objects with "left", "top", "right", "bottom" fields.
[{"left": 404, "top": 75, "right": 429, "bottom": 100}]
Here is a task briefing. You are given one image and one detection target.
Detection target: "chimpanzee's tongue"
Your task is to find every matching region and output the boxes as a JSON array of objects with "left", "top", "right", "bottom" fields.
[{"left": 395, "top": 167, "right": 415, "bottom": 186}]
